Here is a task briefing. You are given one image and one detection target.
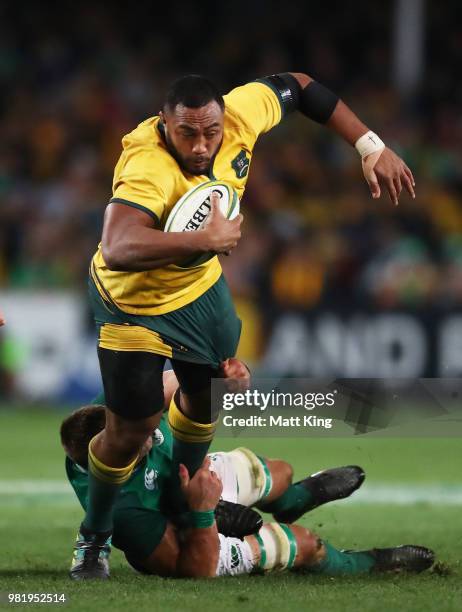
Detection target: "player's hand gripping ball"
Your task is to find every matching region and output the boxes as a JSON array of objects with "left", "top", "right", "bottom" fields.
[{"left": 164, "top": 180, "right": 240, "bottom": 267}]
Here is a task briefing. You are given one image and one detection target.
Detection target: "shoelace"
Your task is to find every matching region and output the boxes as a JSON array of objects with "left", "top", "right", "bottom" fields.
[{"left": 75, "top": 540, "right": 110, "bottom": 565}]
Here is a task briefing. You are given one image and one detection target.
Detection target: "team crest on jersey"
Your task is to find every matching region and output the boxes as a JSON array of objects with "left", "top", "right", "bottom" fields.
[
  {"left": 230, "top": 544, "right": 242, "bottom": 569},
  {"left": 144, "top": 468, "right": 159, "bottom": 491},
  {"left": 153, "top": 429, "right": 164, "bottom": 446},
  {"left": 231, "top": 150, "right": 250, "bottom": 178}
]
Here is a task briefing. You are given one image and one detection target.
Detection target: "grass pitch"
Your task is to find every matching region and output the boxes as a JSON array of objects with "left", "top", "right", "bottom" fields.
[{"left": 0, "top": 408, "right": 461, "bottom": 611}]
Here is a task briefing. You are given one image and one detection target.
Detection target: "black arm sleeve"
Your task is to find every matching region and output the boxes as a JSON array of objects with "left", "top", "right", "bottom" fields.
[
  {"left": 255, "top": 73, "right": 301, "bottom": 116},
  {"left": 256, "top": 73, "right": 339, "bottom": 124}
]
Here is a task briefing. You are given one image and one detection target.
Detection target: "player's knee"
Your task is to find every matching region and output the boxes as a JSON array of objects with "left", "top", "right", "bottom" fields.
[
  {"left": 278, "top": 460, "right": 293, "bottom": 488},
  {"left": 105, "top": 414, "right": 158, "bottom": 453},
  {"left": 290, "top": 525, "right": 323, "bottom": 566},
  {"left": 179, "top": 390, "right": 213, "bottom": 422},
  {"left": 266, "top": 459, "right": 293, "bottom": 489}
]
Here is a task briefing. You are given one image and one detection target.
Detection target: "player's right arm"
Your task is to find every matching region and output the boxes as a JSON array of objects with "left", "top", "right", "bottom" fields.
[
  {"left": 286, "top": 72, "right": 415, "bottom": 205},
  {"left": 225, "top": 75, "right": 414, "bottom": 207},
  {"left": 175, "top": 458, "right": 223, "bottom": 577},
  {"left": 102, "top": 192, "right": 241, "bottom": 271},
  {"left": 130, "top": 458, "right": 222, "bottom": 577}
]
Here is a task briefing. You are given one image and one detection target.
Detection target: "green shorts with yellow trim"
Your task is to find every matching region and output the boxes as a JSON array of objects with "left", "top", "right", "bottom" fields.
[{"left": 88, "top": 274, "right": 241, "bottom": 368}]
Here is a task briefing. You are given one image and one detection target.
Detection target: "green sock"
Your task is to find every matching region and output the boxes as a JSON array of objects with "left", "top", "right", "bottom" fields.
[
  {"left": 310, "top": 542, "right": 375, "bottom": 575},
  {"left": 169, "top": 439, "right": 212, "bottom": 513},
  {"left": 259, "top": 483, "right": 315, "bottom": 515},
  {"left": 83, "top": 391, "right": 125, "bottom": 532},
  {"left": 83, "top": 473, "right": 121, "bottom": 534},
  {"left": 167, "top": 393, "right": 216, "bottom": 515}
]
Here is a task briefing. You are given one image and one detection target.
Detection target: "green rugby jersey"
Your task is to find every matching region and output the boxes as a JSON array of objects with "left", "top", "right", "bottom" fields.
[{"left": 66, "top": 414, "right": 174, "bottom": 559}]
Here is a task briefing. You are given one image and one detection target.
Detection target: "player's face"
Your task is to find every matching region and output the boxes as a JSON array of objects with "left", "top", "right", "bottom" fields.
[{"left": 160, "top": 101, "right": 224, "bottom": 175}]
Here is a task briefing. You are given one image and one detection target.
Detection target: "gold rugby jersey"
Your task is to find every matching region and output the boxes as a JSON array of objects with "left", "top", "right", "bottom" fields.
[{"left": 91, "top": 81, "right": 282, "bottom": 315}]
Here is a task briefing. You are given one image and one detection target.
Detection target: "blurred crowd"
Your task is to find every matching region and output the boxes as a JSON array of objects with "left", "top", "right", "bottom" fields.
[{"left": 1, "top": 1, "right": 461, "bottom": 317}]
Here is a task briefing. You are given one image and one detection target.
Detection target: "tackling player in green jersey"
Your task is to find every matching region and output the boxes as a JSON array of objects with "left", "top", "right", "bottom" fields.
[{"left": 62, "top": 361, "right": 434, "bottom": 578}]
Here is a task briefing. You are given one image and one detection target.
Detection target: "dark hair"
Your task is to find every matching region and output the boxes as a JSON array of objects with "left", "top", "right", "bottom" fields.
[
  {"left": 60, "top": 405, "right": 106, "bottom": 468},
  {"left": 164, "top": 74, "right": 224, "bottom": 113}
]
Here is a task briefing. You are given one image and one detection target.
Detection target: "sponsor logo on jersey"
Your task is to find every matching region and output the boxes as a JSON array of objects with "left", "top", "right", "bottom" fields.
[
  {"left": 231, "top": 150, "right": 250, "bottom": 178},
  {"left": 144, "top": 468, "right": 159, "bottom": 491}
]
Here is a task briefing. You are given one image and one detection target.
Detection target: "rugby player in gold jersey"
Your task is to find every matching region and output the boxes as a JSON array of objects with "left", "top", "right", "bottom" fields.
[{"left": 71, "top": 73, "right": 415, "bottom": 579}]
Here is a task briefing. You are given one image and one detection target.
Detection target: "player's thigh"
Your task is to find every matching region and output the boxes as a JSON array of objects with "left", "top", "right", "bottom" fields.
[
  {"left": 170, "top": 360, "right": 220, "bottom": 421},
  {"left": 98, "top": 347, "right": 166, "bottom": 420}
]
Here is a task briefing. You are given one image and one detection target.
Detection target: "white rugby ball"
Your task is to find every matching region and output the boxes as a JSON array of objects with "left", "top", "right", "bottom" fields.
[{"left": 164, "top": 180, "right": 240, "bottom": 268}]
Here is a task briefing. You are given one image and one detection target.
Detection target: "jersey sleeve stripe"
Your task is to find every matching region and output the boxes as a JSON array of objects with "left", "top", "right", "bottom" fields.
[
  {"left": 109, "top": 198, "right": 160, "bottom": 224},
  {"left": 253, "top": 78, "right": 286, "bottom": 118}
]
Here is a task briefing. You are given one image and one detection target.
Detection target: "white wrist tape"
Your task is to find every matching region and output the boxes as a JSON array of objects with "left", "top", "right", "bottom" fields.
[{"left": 355, "top": 131, "right": 385, "bottom": 159}]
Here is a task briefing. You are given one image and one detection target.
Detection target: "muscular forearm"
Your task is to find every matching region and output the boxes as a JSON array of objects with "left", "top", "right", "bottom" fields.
[
  {"left": 176, "top": 525, "right": 220, "bottom": 578},
  {"left": 289, "top": 72, "right": 368, "bottom": 145},
  {"left": 326, "top": 99, "right": 368, "bottom": 146},
  {"left": 101, "top": 194, "right": 241, "bottom": 271},
  {"left": 102, "top": 226, "right": 206, "bottom": 271},
  {"left": 285, "top": 71, "right": 414, "bottom": 203}
]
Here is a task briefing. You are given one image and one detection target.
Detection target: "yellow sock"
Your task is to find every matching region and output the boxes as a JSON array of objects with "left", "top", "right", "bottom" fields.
[
  {"left": 167, "top": 395, "right": 217, "bottom": 511},
  {"left": 88, "top": 436, "right": 138, "bottom": 485},
  {"left": 168, "top": 396, "right": 217, "bottom": 443},
  {"left": 83, "top": 437, "right": 139, "bottom": 533}
]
